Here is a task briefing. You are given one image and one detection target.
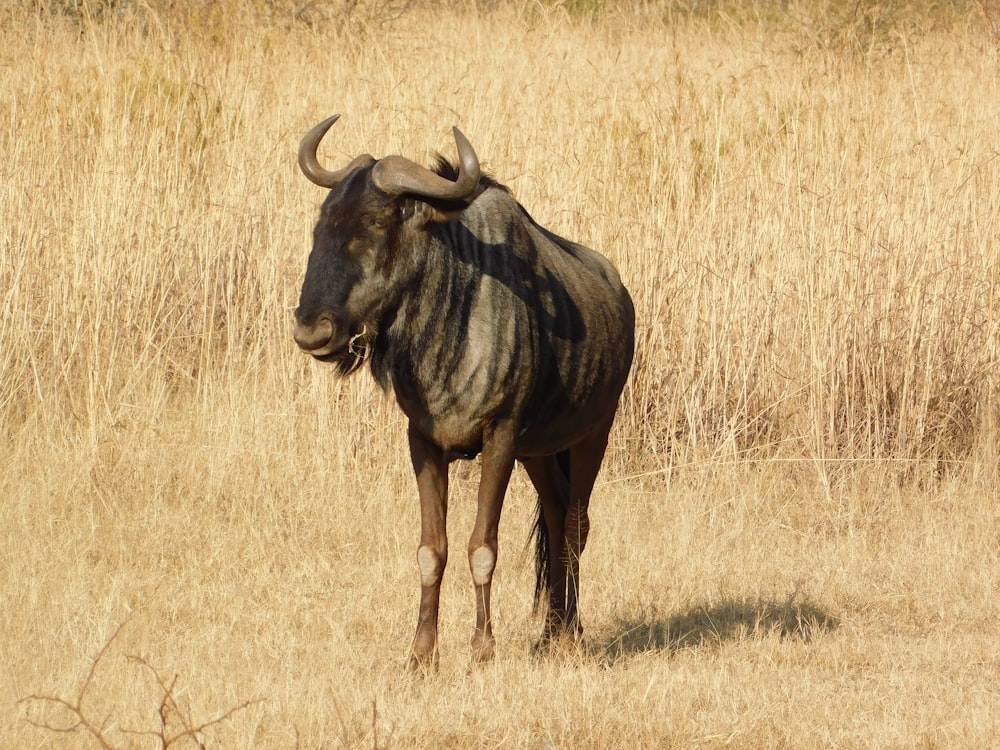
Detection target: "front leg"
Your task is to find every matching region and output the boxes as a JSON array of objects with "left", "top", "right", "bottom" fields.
[
  {"left": 467, "top": 420, "right": 517, "bottom": 664},
  {"left": 406, "top": 423, "right": 449, "bottom": 671}
]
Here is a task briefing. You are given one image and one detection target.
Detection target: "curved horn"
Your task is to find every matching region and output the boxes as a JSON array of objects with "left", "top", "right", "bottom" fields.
[
  {"left": 298, "top": 114, "right": 361, "bottom": 189},
  {"left": 371, "top": 127, "right": 481, "bottom": 202}
]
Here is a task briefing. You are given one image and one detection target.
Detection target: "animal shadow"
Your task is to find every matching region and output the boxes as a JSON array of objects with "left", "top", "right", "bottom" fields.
[{"left": 596, "top": 593, "right": 839, "bottom": 663}]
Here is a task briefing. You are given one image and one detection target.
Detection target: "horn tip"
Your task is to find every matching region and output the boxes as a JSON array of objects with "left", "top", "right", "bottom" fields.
[{"left": 314, "top": 113, "right": 341, "bottom": 133}]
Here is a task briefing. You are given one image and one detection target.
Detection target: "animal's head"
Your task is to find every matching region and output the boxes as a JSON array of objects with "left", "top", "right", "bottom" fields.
[{"left": 292, "top": 114, "right": 481, "bottom": 374}]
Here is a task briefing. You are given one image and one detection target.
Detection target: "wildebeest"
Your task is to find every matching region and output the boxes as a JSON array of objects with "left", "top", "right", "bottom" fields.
[{"left": 293, "top": 114, "right": 635, "bottom": 669}]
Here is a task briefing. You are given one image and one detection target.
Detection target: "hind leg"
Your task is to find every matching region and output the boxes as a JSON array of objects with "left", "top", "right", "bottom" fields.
[
  {"left": 534, "top": 417, "right": 615, "bottom": 645},
  {"left": 562, "top": 421, "right": 613, "bottom": 632},
  {"left": 522, "top": 453, "right": 573, "bottom": 644}
]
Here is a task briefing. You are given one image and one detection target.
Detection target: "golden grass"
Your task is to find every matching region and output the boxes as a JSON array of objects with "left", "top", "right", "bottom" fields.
[{"left": 3, "top": 1, "right": 1000, "bottom": 747}]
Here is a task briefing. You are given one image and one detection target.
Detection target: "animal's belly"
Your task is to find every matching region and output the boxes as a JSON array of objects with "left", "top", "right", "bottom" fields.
[{"left": 512, "top": 397, "right": 618, "bottom": 457}]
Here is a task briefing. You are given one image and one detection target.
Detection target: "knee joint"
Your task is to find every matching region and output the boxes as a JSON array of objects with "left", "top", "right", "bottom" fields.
[
  {"left": 417, "top": 545, "right": 444, "bottom": 587},
  {"left": 469, "top": 546, "right": 496, "bottom": 586}
]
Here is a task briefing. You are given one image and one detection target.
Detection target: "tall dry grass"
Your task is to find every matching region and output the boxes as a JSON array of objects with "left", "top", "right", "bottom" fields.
[{"left": 3, "top": 1, "right": 1000, "bottom": 747}]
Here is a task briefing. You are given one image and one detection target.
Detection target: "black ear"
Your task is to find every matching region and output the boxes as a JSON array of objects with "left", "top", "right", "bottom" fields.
[
  {"left": 402, "top": 197, "right": 464, "bottom": 226},
  {"left": 399, "top": 198, "right": 418, "bottom": 222}
]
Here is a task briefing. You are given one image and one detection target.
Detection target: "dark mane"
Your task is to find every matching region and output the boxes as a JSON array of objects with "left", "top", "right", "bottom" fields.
[{"left": 431, "top": 154, "right": 509, "bottom": 194}]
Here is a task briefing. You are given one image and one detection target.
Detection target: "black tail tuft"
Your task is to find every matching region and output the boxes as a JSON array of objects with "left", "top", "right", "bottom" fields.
[
  {"left": 533, "top": 450, "right": 570, "bottom": 612},
  {"left": 532, "top": 506, "right": 549, "bottom": 614}
]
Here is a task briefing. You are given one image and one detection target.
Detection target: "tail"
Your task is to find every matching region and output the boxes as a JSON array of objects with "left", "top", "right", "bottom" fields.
[{"left": 533, "top": 450, "right": 571, "bottom": 612}]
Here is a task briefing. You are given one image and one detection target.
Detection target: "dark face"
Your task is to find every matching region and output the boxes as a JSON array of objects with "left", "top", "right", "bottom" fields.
[{"left": 293, "top": 162, "right": 407, "bottom": 374}]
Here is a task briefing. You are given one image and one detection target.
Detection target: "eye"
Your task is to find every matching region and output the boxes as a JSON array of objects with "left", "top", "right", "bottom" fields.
[{"left": 370, "top": 209, "right": 394, "bottom": 230}]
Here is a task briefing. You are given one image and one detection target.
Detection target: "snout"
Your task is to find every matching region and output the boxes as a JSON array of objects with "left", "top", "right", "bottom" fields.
[{"left": 293, "top": 314, "right": 337, "bottom": 356}]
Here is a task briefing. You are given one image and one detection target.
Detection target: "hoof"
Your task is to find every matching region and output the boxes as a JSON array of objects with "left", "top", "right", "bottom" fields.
[
  {"left": 533, "top": 621, "right": 584, "bottom": 657},
  {"left": 469, "top": 635, "right": 496, "bottom": 666},
  {"left": 406, "top": 650, "right": 439, "bottom": 675}
]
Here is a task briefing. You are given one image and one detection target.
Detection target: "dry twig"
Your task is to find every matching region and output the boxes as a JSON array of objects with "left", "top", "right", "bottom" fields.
[{"left": 20, "top": 620, "right": 261, "bottom": 749}]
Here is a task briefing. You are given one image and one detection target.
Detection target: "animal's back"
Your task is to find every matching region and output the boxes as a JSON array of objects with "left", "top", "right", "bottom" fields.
[{"left": 454, "top": 188, "right": 635, "bottom": 456}]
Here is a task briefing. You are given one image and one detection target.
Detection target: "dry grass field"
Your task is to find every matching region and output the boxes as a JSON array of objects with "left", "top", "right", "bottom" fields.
[{"left": 3, "top": 0, "right": 1000, "bottom": 747}]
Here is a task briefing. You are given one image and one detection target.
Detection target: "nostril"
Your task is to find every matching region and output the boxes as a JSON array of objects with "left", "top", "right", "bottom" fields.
[{"left": 293, "top": 316, "right": 335, "bottom": 352}]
